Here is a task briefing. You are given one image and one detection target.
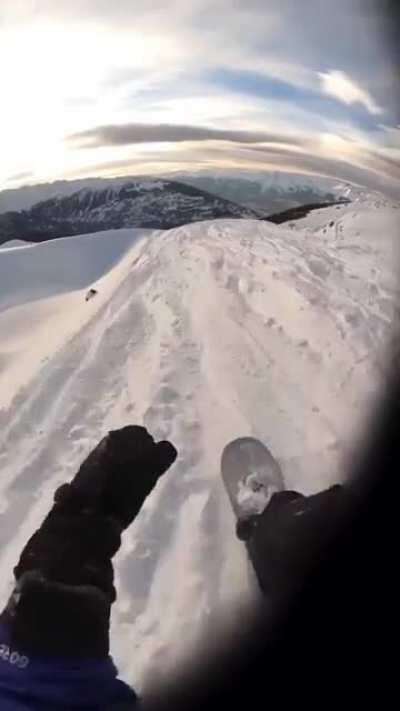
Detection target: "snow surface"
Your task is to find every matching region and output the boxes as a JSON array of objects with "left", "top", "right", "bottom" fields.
[
  {"left": 0, "top": 204, "right": 398, "bottom": 691},
  {"left": 0, "top": 239, "right": 33, "bottom": 250},
  {"left": 0, "top": 228, "right": 148, "bottom": 311}
]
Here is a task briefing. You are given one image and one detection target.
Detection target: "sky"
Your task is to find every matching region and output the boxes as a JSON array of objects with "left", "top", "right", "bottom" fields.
[{"left": 0, "top": 0, "right": 399, "bottom": 196}]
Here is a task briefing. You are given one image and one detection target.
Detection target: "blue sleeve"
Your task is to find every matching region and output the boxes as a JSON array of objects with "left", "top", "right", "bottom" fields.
[{"left": 0, "top": 622, "right": 137, "bottom": 709}]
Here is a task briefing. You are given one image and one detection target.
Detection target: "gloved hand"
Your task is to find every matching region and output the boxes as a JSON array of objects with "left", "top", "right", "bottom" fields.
[
  {"left": 15, "top": 425, "right": 177, "bottom": 586},
  {"left": 6, "top": 426, "right": 177, "bottom": 657},
  {"left": 56, "top": 425, "right": 177, "bottom": 528}
]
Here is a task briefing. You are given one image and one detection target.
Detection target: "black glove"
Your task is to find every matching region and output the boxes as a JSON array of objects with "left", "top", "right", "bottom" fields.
[
  {"left": 15, "top": 426, "right": 177, "bottom": 584},
  {"left": 56, "top": 425, "right": 177, "bottom": 528},
  {"left": 5, "top": 426, "right": 177, "bottom": 657}
]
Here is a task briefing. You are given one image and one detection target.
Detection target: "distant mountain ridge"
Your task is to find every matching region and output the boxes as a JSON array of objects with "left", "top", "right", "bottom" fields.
[
  {"left": 0, "top": 179, "right": 260, "bottom": 245},
  {"left": 1, "top": 170, "right": 385, "bottom": 246},
  {"left": 0, "top": 170, "right": 370, "bottom": 216},
  {"left": 168, "top": 170, "right": 373, "bottom": 215}
]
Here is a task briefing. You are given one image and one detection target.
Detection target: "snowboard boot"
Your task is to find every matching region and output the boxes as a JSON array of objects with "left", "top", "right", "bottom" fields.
[
  {"left": 236, "top": 491, "right": 305, "bottom": 541},
  {"left": 243, "top": 485, "right": 346, "bottom": 600}
]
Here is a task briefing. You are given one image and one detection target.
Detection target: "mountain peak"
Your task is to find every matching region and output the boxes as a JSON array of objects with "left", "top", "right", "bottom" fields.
[{"left": 0, "top": 179, "right": 259, "bottom": 245}]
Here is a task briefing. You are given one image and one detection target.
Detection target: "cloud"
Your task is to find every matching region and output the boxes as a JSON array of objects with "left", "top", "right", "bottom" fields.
[
  {"left": 6, "top": 170, "right": 35, "bottom": 184},
  {"left": 1, "top": 1, "right": 398, "bottom": 193},
  {"left": 377, "top": 124, "right": 400, "bottom": 148},
  {"left": 362, "top": 149, "right": 400, "bottom": 183},
  {"left": 319, "top": 70, "right": 383, "bottom": 116},
  {"left": 67, "top": 155, "right": 209, "bottom": 180},
  {"left": 238, "top": 144, "right": 400, "bottom": 199},
  {"left": 67, "top": 122, "right": 305, "bottom": 148},
  {"left": 62, "top": 139, "right": 400, "bottom": 202}
]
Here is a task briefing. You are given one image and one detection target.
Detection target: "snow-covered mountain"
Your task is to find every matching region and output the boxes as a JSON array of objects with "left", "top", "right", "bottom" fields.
[
  {"left": 0, "top": 170, "right": 370, "bottom": 221},
  {"left": 0, "top": 170, "right": 386, "bottom": 246},
  {"left": 0, "top": 176, "right": 158, "bottom": 214},
  {"left": 0, "top": 197, "right": 397, "bottom": 691},
  {"left": 166, "top": 169, "right": 367, "bottom": 214},
  {"left": 0, "top": 179, "right": 259, "bottom": 245}
]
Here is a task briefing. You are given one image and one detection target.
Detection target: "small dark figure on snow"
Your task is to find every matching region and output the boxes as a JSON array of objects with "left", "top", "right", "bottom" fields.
[{"left": 86, "top": 288, "right": 98, "bottom": 302}]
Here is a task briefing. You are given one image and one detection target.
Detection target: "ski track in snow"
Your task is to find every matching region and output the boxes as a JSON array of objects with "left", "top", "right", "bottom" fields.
[{"left": 0, "top": 207, "right": 398, "bottom": 690}]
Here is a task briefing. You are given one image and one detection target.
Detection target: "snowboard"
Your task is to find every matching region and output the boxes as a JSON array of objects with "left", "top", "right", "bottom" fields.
[{"left": 221, "top": 437, "right": 284, "bottom": 541}]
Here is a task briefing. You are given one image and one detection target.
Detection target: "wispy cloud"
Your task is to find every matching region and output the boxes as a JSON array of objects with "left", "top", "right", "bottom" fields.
[
  {"left": 318, "top": 70, "right": 383, "bottom": 115},
  {"left": 67, "top": 123, "right": 305, "bottom": 149},
  {"left": 5, "top": 170, "right": 35, "bottom": 184},
  {"left": 0, "top": 0, "right": 398, "bottom": 195},
  {"left": 64, "top": 140, "right": 400, "bottom": 201},
  {"left": 217, "top": 143, "right": 400, "bottom": 199}
]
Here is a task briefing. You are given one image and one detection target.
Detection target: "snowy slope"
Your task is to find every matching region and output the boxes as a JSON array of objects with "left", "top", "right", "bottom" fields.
[
  {"left": 0, "top": 239, "right": 33, "bottom": 250},
  {"left": 0, "top": 209, "right": 397, "bottom": 691},
  {"left": 290, "top": 200, "right": 400, "bottom": 296},
  {"left": 0, "top": 228, "right": 148, "bottom": 311},
  {"left": 291, "top": 194, "right": 400, "bottom": 232}
]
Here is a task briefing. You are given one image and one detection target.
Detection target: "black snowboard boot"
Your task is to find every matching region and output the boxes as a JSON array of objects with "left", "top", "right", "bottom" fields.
[
  {"left": 236, "top": 491, "right": 305, "bottom": 541},
  {"left": 241, "top": 484, "right": 347, "bottom": 600}
]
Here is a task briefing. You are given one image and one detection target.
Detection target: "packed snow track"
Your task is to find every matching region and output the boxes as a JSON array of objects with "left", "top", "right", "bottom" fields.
[{"left": 0, "top": 207, "right": 398, "bottom": 689}]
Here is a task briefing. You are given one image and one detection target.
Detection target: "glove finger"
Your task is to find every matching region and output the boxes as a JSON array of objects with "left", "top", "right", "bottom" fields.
[
  {"left": 109, "top": 425, "right": 154, "bottom": 446},
  {"left": 108, "top": 426, "right": 155, "bottom": 462},
  {"left": 150, "top": 440, "right": 178, "bottom": 478},
  {"left": 102, "top": 441, "right": 177, "bottom": 529}
]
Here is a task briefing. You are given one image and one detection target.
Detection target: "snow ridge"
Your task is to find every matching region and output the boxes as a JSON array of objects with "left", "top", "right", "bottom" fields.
[{"left": 0, "top": 201, "right": 397, "bottom": 690}]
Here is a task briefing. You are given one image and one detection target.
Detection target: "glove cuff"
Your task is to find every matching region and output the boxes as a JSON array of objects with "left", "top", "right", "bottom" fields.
[{"left": 5, "top": 571, "right": 111, "bottom": 657}]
